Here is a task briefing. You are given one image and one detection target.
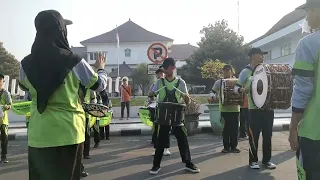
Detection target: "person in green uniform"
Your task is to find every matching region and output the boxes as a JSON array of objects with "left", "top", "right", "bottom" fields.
[
  {"left": 24, "top": 92, "right": 32, "bottom": 128},
  {"left": 149, "top": 67, "right": 171, "bottom": 156},
  {"left": 149, "top": 58, "right": 200, "bottom": 175},
  {"left": 0, "top": 74, "right": 12, "bottom": 163},
  {"left": 289, "top": 2, "right": 320, "bottom": 179},
  {"left": 234, "top": 48, "right": 276, "bottom": 170},
  {"left": 212, "top": 64, "right": 241, "bottom": 153},
  {"left": 82, "top": 89, "right": 97, "bottom": 159},
  {"left": 18, "top": 10, "right": 108, "bottom": 180}
]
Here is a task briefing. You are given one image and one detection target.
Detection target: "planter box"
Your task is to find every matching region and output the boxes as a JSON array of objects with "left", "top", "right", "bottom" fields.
[
  {"left": 206, "top": 104, "right": 223, "bottom": 134},
  {"left": 184, "top": 113, "right": 200, "bottom": 136}
]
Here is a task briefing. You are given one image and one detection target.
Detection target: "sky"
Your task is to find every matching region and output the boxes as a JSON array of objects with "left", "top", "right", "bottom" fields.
[{"left": 0, "top": 0, "right": 305, "bottom": 60}]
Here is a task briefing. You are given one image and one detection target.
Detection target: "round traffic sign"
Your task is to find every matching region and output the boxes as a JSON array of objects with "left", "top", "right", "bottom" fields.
[{"left": 147, "top": 43, "right": 168, "bottom": 64}]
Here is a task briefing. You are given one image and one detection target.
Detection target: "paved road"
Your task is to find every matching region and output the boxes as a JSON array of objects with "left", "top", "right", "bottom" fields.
[{"left": 0, "top": 132, "right": 297, "bottom": 180}]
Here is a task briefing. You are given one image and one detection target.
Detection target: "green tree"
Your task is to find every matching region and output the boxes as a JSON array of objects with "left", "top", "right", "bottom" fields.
[
  {"left": 132, "top": 63, "right": 154, "bottom": 95},
  {"left": 200, "top": 59, "right": 225, "bottom": 79},
  {"left": 0, "top": 42, "right": 20, "bottom": 79},
  {"left": 180, "top": 19, "right": 250, "bottom": 92}
]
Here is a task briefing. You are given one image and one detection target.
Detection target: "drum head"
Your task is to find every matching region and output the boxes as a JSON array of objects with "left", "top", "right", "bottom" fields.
[
  {"left": 148, "top": 102, "right": 156, "bottom": 108},
  {"left": 82, "top": 103, "right": 109, "bottom": 117},
  {"left": 251, "top": 64, "right": 268, "bottom": 108},
  {"left": 220, "top": 80, "right": 225, "bottom": 104}
]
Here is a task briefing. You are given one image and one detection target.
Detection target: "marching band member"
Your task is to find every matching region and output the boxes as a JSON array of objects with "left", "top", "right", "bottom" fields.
[
  {"left": 149, "top": 58, "right": 200, "bottom": 175},
  {"left": 19, "top": 10, "right": 107, "bottom": 179},
  {"left": 149, "top": 67, "right": 171, "bottom": 156},
  {"left": 24, "top": 92, "right": 32, "bottom": 128},
  {"left": 289, "top": 2, "right": 320, "bottom": 179},
  {"left": 212, "top": 65, "right": 241, "bottom": 153},
  {"left": 83, "top": 89, "right": 97, "bottom": 159},
  {"left": 234, "top": 48, "right": 276, "bottom": 170},
  {"left": 97, "top": 89, "right": 111, "bottom": 141},
  {"left": 0, "top": 74, "right": 12, "bottom": 163}
]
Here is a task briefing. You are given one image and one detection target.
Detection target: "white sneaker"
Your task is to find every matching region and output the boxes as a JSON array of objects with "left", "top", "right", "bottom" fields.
[
  {"left": 163, "top": 148, "right": 171, "bottom": 156},
  {"left": 249, "top": 162, "right": 260, "bottom": 169},
  {"left": 263, "top": 162, "right": 277, "bottom": 170},
  {"left": 152, "top": 151, "right": 155, "bottom": 156}
]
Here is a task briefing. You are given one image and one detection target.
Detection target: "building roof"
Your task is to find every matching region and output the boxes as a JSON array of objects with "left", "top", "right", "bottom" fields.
[
  {"left": 71, "top": 46, "right": 87, "bottom": 60},
  {"left": 80, "top": 19, "right": 173, "bottom": 44},
  {"left": 249, "top": 8, "right": 306, "bottom": 45},
  {"left": 168, "top": 44, "right": 198, "bottom": 60},
  {"left": 109, "top": 61, "right": 133, "bottom": 78}
]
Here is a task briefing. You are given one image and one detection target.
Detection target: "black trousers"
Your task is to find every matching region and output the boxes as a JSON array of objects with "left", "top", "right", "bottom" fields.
[
  {"left": 93, "top": 127, "right": 101, "bottom": 144},
  {"left": 83, "top": 118, "right": 91, "bottom": 157},
  {"left": 0, "top": 124, "right": 8, "bottom": 157},
  {"left": 221, "top": 112, "right": 239, "bottom": 150},
  {"left": 248, "top": 109, "right": 274, "bottom": 164},
  {"left": 153, "top": 125, "right": 191, "bottom": 166},
  {"left": 152, "top": 123, "right": 170, "bottom": 149},
  {"left": 99, "top": 125, "right": 110, "bottom": 140},
  {"left": 121, "top": 101, "right": 130, "bottom": 118},
  {"left": 239, "top": 108, "right": 248, "bottom": 137},
  {"left": 29, "top": 143, "right": 84, "bottom": 180},
  {"left": 297, "top": 137, "right": 320, "bottom": 180}
]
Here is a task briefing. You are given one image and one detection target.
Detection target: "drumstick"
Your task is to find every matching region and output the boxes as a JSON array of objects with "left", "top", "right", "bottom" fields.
[
  {"left": 172, "top": 86, "right": 198, "bottom": 103},
  {"left": 155, "top": 86, "right": 166, "bottom": 93}
]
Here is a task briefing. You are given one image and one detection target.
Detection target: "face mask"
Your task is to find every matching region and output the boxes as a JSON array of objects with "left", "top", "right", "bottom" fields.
[{"left": 301, "top": 18, "right": 312, "bottom": 34}]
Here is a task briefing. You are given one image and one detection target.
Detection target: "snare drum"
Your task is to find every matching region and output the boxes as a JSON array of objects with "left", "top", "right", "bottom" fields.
[
  {"left": 251, "top": 64, "right": 293, "bottom": 109},
  {"left": 220, "top": 78, "right": 244, "bottom": 106},
  {"left": 82, "top": 103, "right": 109, "bottom": 117},
  {"left": 156, "top": 102, "right": 186, "bottom": 126}
]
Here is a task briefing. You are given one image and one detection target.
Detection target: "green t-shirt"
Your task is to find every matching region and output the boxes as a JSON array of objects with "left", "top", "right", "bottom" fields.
[
  {"left": 212, "top": 79, "right": 240, "bottom": 112},
  {"left": 0, "top": 89, "right": 12, "bottom": 125},
  {"left": 19, "top": 59, "right": 107, "bottom": 148},
  {"left": 291, "top": 31, "right": 320, "bottom": 140}
]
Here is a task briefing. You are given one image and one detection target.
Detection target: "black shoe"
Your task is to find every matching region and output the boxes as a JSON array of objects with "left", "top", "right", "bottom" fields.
[
  {"left": 1, "top": 156, "right": 8, "bottom": 163},
  {"left": 81, "top": 171, "right": 89, "bottom": 177},
  {"left": 94, "top": 143, "right": 99, "bottom": 148},
  {"left": 106, "top": 137, "right": 110, "bottom": 140},
  {"left": 149, "top": 165, "right": 161, "bottom": 175},
  {"left": 221, "top": 148, "right": 231, "bottom": 153},
  {"left": 231, "top": 148, "right": 241, "bottom": 153},
  {"left": 186, "top": 162, "right": 200, "bottom": 173},
  {"left": 84, "top": 155, "right": 91, "bottom": 159}
]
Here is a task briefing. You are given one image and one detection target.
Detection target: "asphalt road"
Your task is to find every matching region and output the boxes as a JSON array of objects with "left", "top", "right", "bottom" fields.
[{"left": 0, "top": 133, "right": 297, "bottom": 180}]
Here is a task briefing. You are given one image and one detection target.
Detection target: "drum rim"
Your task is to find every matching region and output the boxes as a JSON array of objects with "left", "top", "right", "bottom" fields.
[
  {"left": 220, "top": 79, "right": 224, "bottom": 104},
  {"left": 157, "top": 102, "right": 186, "bottom": 107}
]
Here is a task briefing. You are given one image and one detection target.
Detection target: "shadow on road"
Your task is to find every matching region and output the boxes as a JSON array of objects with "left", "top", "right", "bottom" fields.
[{"left": 201, "top": 150, "right": 295, "bottom": 180}]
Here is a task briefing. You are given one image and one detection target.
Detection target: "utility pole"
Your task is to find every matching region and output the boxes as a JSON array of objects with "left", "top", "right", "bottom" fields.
[{"left": 237, "top": 0, "right": 240, "bottom": 34}]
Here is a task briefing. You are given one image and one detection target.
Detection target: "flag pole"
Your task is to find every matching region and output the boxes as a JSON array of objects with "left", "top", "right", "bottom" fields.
[{"left": 116, "top": 25, "right": 120, "bottom": 77}]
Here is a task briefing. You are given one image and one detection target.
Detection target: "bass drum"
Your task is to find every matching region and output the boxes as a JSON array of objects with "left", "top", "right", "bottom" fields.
[{"left": 251, "top": 64, "right": 293, "bottom": 109}]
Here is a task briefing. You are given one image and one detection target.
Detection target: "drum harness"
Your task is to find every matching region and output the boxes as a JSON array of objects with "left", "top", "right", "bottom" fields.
[{"left": 159, "top": 78, "right": 181, "bottom": 124}]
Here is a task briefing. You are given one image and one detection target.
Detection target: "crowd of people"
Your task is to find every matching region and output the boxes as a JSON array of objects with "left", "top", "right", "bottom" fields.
[{"left": 0, "top": 0, "right": 319, "bottom": 179}]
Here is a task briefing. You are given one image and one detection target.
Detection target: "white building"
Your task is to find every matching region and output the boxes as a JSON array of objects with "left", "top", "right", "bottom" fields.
[
  {"left": 71, "top": 19, "right": 197, "bottom": 75},
  {"left": 71, "top": 19, "right": 197, "bottom": 94},
  {"left": 249, "top": 7, "right": 307, "bottom": 66}
]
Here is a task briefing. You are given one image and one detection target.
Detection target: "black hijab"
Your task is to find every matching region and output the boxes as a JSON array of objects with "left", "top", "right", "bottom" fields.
[{"left": 21, "top": 10, "right": 81, "bottom": 113}]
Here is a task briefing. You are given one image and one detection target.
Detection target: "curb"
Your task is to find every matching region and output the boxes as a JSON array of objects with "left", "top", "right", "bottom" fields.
[{"left": 8, "top": 123, "right": 290, "bottom": 141}]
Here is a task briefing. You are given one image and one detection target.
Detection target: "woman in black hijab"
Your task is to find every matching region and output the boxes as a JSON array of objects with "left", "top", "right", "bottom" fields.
[{"left": 19, "top": 10, "right": 108, "bottom": 180}]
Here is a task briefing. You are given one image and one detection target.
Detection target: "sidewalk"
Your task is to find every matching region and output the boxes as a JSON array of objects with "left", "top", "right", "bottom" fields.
[{"left": 8, "top": 117, "right": 290, "bottom": 140}]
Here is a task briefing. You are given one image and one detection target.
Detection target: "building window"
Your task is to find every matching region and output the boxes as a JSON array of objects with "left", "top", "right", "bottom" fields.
[
  {"left": 89, "top": 52, "right": 107, "bottom": 60},
  {"left": 280, "top": 43, "right": 291, "bottom": 57},
  {"left": 124, "top": 48, "right": 131, "bottom": 57},
  {"left": 264, "top": 51, "right": 272, "bottom": 60}
]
